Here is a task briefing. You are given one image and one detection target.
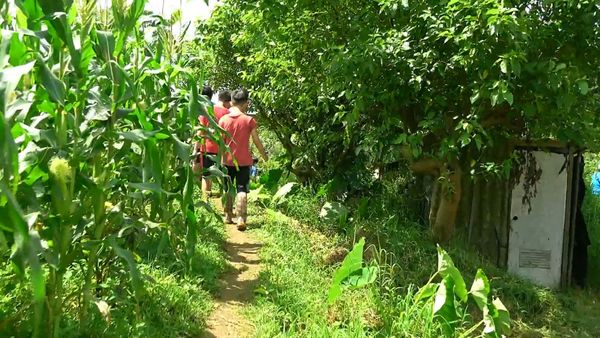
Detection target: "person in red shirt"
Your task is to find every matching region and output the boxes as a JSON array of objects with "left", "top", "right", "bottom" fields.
[
  {"left": 219, "top": 89, "right": 268, "bottom": 230},
  {"left": 193, "top": 90, "right": 231, "bottom": 198}
]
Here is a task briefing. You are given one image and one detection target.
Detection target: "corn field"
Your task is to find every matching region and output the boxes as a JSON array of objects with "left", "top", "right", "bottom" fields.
[{"left": 0, "top": 0, "right": 219, "bottom": 336}]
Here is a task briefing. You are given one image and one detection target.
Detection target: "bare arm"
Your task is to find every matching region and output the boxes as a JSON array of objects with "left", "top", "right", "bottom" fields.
[{"left": 251, "top": 129, "right": 268, "bottom": 162}]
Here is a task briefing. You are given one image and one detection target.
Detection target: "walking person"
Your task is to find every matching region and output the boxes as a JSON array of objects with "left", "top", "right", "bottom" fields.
[
  {"left": 219, "top": 89, "right": 268, "bottom": 230},
  {"left": 193, "top": 89, "right": 232, "bottom": 198},
  {"left": 591, "top": 164, "right": 600, "bottom": 196}
]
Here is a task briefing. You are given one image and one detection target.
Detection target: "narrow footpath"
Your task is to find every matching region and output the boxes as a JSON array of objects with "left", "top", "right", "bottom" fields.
[{"left": 202, "top": 221, "right": 263, "bottom": 338}]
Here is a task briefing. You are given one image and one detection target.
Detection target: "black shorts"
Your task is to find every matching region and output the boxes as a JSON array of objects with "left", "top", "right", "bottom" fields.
[
  {"left": 225, "top": 165, "right": 251, "bottom": 193},
  {"left": 196, "top": 152, "right": 217, "bottom": 177}
]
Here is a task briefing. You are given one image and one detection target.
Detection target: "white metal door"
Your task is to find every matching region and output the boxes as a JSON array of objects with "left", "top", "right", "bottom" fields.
[{"left": 508, "top": 151, "right": 567, "bottom": 288}]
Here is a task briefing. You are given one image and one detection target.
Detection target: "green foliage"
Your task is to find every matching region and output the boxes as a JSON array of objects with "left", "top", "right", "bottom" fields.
[
  {"left": 250, "top": 209, "right": 378, "bottom": 337},
  {"left": 328, "top": 238, "right": 378, "bottom": 304},
  {"left": 272, "top": 182, "right": 298, "bottom": 206},
  {"left": 416, "top": 246, "right": 511, "bottom": 337},
  {"left": 202, "top": 0, "right": 600, "bottom": 193},
  {"left": 247, "top": 176, "right": 600, "bottom": 336},
  {"left": 319, "top": 201, "right": 351, "bottom": 233}
]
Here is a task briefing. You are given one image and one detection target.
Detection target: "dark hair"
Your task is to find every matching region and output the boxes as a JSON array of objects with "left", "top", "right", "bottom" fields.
[
  {"left": 231, "top": 89, "right": 249, "bottom": 105},
  {"left": 218, "top": 90, "right": 231, "bottom": 102},
  {"left": 201, "top": 85, "right": 213, "bottom": 99}
]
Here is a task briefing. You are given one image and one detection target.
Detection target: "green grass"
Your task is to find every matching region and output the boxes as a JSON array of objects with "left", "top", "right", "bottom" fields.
[
  {"left": 247, "top": 208, "right": 381, "bottom": 337},
  {"left": 0, "top": 206, "right": 227, "bottom": 338},
  {"left": 247, "top": 185, "right": 600, "bottom": 337}
]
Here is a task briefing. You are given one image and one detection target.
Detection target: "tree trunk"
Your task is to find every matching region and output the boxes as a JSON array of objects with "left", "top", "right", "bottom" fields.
[
  {"left": 429, "top": 179, "right": 441, "bottom": 228},
  {"left": 457, "top": 172, "right": 473, "bottom": 231},
  {"left": 432, "top": 164, "right": 462, "bottom": 243},
  {"left": 468, "top": 179, "right": 482, "bottom": 243}
]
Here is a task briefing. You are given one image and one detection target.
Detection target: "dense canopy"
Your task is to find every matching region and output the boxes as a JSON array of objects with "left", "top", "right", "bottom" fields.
[{"left": 202, "top": 0, "right": 600, "bottom": 239}]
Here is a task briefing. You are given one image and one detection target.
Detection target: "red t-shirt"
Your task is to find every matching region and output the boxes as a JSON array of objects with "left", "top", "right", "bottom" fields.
[
  {"left": 198, "top": 106, "right": 229, "bottom": 154},
  {"left": 219, "top": 111, "right": 257, "bottom": 167}
]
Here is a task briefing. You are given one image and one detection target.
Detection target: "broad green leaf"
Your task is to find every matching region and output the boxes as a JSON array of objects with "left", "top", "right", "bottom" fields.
[
  {"left": 346, "top": 266, "right": 378, "bottom": 289},
  {"left": 500, "top": 59, "right": 508, "bottom": 74},
  {"left": 272, "top": 182, "right": 297, "bottom": 204},
  {"left": 415, "top": 282, "right": 438, "bottom": 302},
  {"left": 43, "top": 11, "right": 82, "bottom": 75},
  {"left": 320, "top": 201, "right": 349, "bottom": 225},
  {"left": 128, "top": 182, "right": 162, "bottom": 193},
  {"left": 24, "top": 166, "right": 48, "bottom": 186},
  {"left": 119, "top": 129, "right": 158, "bottom": 142},
  {"left": 36, "top": 56, "right": 66, "bottom": 105},
  {"left": 38, "top": 0, "right": 66, "bottom": 14},
  {"left": 206, "top": 164, "right": 228, "bottom": 178},
  {"left": 9, "top": 34, "right": 28, "bottom": 66},
  {"left": 259, "top": 168, "right": 283, "bottom": 191},
  {"left": 328, "top": 238, "right": 365, "bottom": 304},
  {"left": 0, "top": 61, "right": 35, "bottom": 112},
  {"left": 95, "top": 31, "right": 116, "bottom": 62},
  {"left": 469, "top": 269, "right": 490, "bottom": 311},
  {"left": 0, "top": 114, "right": 20, "bottom": 190},
  {"left": 492, "top": 297, "right": 511, "bottom": 335},
  {"left": 437, "top": 246, "right": 468, "bottom": 302},
  {"left": 15, "top": 0, "right": 45, "bottom": 27},
  {"left": 483, "top": 303, "right": 496, "bottom": 335},
  {"left": 577, "top": 80, "right": 589, "bottom": 95},
  {"left": 171, "top": 133, "right": 191, "bottom": 162},
  {"left": 433, "top": 276, "right": 459, "bottom": 337},
  {"left": 181, "top": 166, "right": 194, "bottom": 212},
  {"left": 108, "top": 236, "right": 145, "bottom": 299},
  {"left": 0, "top": 183, "right": 45, "bottom": 302},
  {"left": 504, "top": 91, "right": 513, "bottom": 106}
]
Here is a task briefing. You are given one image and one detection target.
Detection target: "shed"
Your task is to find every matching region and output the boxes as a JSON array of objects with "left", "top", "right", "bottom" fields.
[
  {"left": 507, "top": 143, "right": 586, "bottom": 288},
  {"left": 450, "top": 141, "right": 588, "bottom": 289}
]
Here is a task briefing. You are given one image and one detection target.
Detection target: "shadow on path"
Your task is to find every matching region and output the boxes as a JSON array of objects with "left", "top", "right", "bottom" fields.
[{"left": 202, "top": 222, "right": 263, "bottom": 338}]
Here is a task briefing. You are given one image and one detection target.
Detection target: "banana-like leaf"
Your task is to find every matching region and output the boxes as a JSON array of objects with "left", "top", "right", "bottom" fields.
[
  {"left": 470, "top": 269, "right": 490, "bottom": 311},
  {"left": 328, "top": 237, "right": 367, "bottom": 304},
  {"left": 272, "top": 182, "right": 297, "bottom": 205},
  {"left": 436, "top": 245, "right": 468, "bottom": 303},
  {"left": 433, "top": 276, "right": 459, "bottom": 337}
]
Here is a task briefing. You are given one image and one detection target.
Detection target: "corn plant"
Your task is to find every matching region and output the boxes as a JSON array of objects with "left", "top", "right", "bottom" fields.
[{"left": 0, "top": 0, "right": 221, "bottom": 336}]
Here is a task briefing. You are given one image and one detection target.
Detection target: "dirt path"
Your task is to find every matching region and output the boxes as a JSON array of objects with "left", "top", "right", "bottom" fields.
[{"left": 202, "top": 221, "right": 263, "bottom": 338}]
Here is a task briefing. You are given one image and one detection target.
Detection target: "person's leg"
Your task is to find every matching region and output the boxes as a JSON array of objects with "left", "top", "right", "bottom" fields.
[
  {"left": 223, "top": 165, "right": 235, "bottom": 223},
  {"left": 235, "top": 166, "right": 251, "bottom": 230},
  {"left": 201, "top": 154, "right": 216, "bottom": 198}
]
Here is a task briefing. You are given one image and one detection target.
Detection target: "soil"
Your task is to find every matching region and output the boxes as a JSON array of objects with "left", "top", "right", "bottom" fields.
[{"left": 202, "top": 222, "right": 262, "bottom": 338}]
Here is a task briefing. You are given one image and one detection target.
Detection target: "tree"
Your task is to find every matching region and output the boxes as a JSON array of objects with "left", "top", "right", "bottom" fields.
[{"left": 200, "top": 0, "right": 600, "bottom": 242}]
